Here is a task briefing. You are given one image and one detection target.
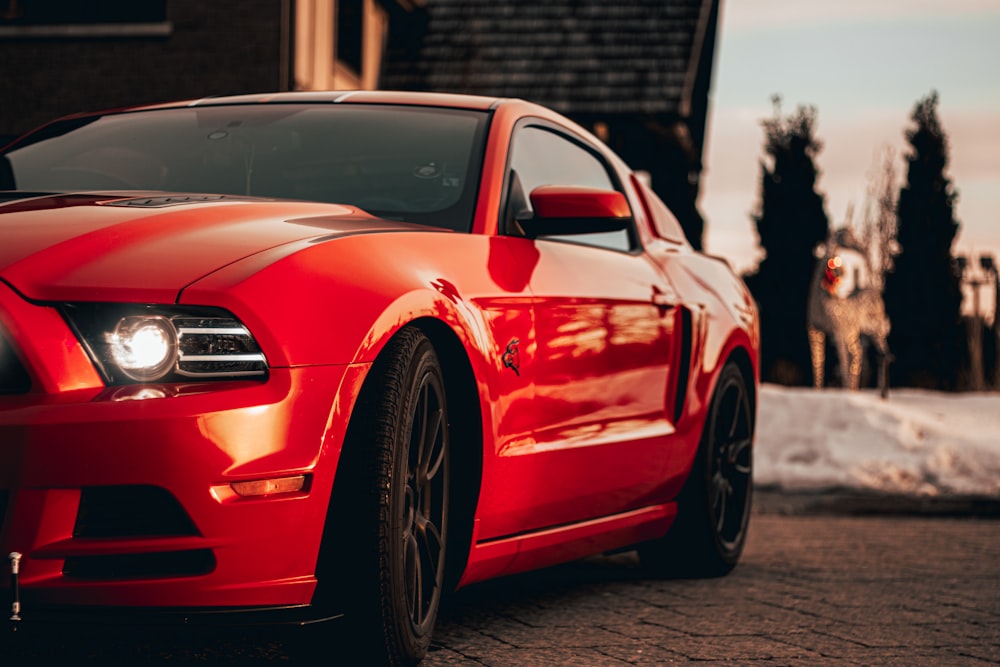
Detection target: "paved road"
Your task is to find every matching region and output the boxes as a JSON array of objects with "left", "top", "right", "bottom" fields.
[
  {"left": 422, "top": 511, "right": 1000, "bottom": 666},
  {"left": 6, "top": 506, "right": 999, "bottom": 665}
]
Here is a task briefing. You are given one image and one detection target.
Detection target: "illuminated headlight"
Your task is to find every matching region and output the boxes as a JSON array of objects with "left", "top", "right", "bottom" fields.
[
  {"left": 110, "top": 316, "right": 177, "bottom": 381},
  {"left": 61, "top": 304, "right": 268, "bottom": 385}
]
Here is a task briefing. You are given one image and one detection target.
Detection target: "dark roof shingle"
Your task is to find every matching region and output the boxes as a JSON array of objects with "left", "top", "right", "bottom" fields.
[{"left": 382, "top": 0, "right": 709, "bottom": 116}]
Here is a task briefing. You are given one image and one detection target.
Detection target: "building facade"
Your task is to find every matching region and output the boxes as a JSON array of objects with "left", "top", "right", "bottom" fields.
[
  {"left": 0, "top": 0, "right": 411, "bottom": 142},
  {"left": 2, "top": 0, "right": 717, "bottom": 248}
]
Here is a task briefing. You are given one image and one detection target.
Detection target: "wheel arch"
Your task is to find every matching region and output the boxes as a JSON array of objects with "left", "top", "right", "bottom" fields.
[
  {"left": 409, "top": 317, "right": 484, "bottom": 593},
  {"left": 725, "top": 345, "right": 757, "bottom": 421},
  {"left": 314, "top": 317, "right": 484, "bottom": 611}
]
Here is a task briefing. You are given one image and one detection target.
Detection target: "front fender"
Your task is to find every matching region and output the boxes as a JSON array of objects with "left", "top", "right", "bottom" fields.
[
  {"left": 180, "top": 231, "right": 506, "bottom": 371},
  {"left": 180, "top": 230, "right": 515, "bottom": 469}
]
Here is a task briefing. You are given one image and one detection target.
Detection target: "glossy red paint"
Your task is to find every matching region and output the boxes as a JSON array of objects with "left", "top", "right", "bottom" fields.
[
  {"left": 0, "top": 92, "right": 759, "bottom": 637},
  {"left": 0, "top": 361, "right": 360, "bottom": 608},
  {"left": 528, "top": 186, "right": 631, "bottom": 221}
]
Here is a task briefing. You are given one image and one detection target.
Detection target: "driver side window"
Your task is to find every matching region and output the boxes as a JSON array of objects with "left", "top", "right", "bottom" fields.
[{"left": 503, "top": 125, "right": 632, "bottom": 252}]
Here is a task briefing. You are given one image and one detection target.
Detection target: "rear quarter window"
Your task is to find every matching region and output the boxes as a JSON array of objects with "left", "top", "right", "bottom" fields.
[{"left": 632, "top": 175, "right": 687, "bottom": 245}]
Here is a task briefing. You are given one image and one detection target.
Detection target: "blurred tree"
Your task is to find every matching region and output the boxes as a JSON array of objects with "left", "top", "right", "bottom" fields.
[
  {"left": 743, "top": 97, "right": 830, "bottom": 385},
  {"left": 860, "top": 146, "right": 899, "bottom": 290},
  {"left": 883, "top": 91, "right": 964, "bottom": 389}
]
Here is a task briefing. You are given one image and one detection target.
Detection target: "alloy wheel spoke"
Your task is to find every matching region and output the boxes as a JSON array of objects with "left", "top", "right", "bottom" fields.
[
  {"left": 712, "top": 472, "right": 729, "bottom": 533},
  {"left": 409, "top": 513, "right": 443, "bottom": 624},
  {"left": 711, "top": 470, "right": 728, "bottom": 508},
  {"left": 404, "top": 531, "right": 421, "bottom": 620},
  {"left": 418, "top": 515, "right": 443, "bottom": 585},
  {"left": 414, "top": 381, "right": 446, "bottom": 487},
  {"left": 730, "top": 436, "right": 753, "bottom": 475},
  {"left": 413, "top": 383, "right": 431, "bottom": 483},
  {"left": 401, "top": 485, "right": 415, "bottom": 541},
  {"left": 422, "top": 407, "right": 445, "bottom": 484},
  {"left": 726, "top": 389, "right": 741, "bottom": 439}
]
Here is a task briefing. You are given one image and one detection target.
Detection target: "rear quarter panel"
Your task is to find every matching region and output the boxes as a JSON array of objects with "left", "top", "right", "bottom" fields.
[{"left": 647, "top": 241, "right": 760, "bottom": 489}]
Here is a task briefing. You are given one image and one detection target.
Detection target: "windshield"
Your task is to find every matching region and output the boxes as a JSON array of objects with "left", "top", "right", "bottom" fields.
[{"left": 1, "top": 104, "right": 488, "bottom": 232}]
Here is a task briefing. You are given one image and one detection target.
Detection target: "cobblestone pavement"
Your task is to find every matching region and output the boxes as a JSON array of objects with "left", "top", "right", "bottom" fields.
[
  {"left": 5, "top": 505, "right": 999, "bottom": 665},
  {"left": 422, "top": 511, "right": 1000, "bottom": 666}
]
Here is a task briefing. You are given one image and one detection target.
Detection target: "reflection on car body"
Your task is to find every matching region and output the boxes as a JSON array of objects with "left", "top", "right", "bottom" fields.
[{"left": 0, "top": 91, "right": 758, "bottom": 665}]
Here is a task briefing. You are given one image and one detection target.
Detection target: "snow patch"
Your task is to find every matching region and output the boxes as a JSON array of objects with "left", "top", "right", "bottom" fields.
[{"left": 755, "top": 384, "right": 1000, "bottom": 496}]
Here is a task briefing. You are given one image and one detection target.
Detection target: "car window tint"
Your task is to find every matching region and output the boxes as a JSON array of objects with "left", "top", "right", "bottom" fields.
[
  {"left": 506, "top": 125, "right": 632, "bottom": 252},
  {"left": 2, "top": 105, "right": 488, "bottom": 232}
]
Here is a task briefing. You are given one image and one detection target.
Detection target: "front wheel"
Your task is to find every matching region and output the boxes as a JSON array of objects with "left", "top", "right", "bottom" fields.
[
  {"left": 317, "top": 327, "right": 450, "bottom": 666},
  {"left": 640, "top": 361, "right": 754, "bottom": 577}
]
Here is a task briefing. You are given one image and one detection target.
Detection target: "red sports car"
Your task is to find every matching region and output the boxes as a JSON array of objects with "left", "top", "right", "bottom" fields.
[{"left": 0, "top": 91, "right": 758, "bottom": 665}]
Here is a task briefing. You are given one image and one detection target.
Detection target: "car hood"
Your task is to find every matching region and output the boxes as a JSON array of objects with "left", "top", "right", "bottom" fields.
[{"left": 0, "top": 192, "right": 432, "bottom": 303}]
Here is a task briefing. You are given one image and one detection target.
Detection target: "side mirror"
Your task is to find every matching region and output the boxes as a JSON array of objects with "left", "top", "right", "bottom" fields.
[{"left": 517, "top": 185, "right": 632, "bottom": 239}]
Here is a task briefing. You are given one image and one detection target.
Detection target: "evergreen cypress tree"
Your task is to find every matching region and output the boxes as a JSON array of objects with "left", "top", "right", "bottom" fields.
[
  {"left": 883, "top": 92, "right": 964, "bottom": 389},
  {"left": 744, "top": 99, "right": 830, "bottom": 385}
]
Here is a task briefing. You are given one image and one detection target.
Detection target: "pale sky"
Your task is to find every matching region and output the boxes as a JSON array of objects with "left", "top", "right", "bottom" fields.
[{"left": 701, "top": 0, "right": 1000, "bottom": 277}]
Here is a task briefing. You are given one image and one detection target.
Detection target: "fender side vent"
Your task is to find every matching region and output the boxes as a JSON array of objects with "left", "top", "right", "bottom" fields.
[{"left": 673, "top": 308, "right": 693, "bottom": 424}]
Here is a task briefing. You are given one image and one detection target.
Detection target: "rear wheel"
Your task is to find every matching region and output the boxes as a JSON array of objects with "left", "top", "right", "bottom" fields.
[
  {"left": 640, "top": 362, "right": 753, "bottom": 577},
  {"left": 314, "top": 327, "right": 450, "bottom": 666}
]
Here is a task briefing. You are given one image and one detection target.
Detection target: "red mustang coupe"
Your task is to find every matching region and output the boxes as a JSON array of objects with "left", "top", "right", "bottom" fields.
[{"left": 0, "top": 91, "right": 758, "bottom": 665}]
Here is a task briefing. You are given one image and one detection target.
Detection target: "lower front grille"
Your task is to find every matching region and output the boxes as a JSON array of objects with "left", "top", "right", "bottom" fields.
[
  {"left": 65, "top": 487, "right": 213, "bottom": 579},
  {"left": 63, "top": 549, "right": 216, "bottom": 579},
  {"left": 74, "top": 485, "right": 199, "bottom": 538}
]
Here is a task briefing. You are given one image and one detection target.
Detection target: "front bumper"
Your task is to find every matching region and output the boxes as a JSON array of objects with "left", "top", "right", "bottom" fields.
[
  {"left": 3, "top": 601, "right": 343, "bottom": 631},
  {"left": 0, "top": 287, "right": 363, "bottom": 622}
]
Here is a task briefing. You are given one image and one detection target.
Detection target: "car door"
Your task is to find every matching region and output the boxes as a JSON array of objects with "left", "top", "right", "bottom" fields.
[{"left": 478, "top": 122, "right": 683, "bottom": 539}]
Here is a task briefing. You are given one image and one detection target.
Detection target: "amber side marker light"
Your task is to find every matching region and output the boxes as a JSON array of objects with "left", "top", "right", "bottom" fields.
[{"left": 230, "top": 475, "right": 308, "bottom": 498}]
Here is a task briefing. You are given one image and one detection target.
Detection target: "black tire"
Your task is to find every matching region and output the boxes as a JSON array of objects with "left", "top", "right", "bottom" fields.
[
  {"left": 639, "top": 362, "right": 754, "bottom": 578},
  {"left": 314, "top": 327, "right": 450, "bottom": 666}
]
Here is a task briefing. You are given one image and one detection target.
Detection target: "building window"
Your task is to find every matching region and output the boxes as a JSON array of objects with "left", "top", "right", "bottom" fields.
[
  {"left": 0, "top": 0, "right": 170, "bottom": 38},
  {"left": 336, "top": 0, "right": 363, "bottom": 74},
  {"left": 1, "top": 0, "right": 166, "bottom": 25}
]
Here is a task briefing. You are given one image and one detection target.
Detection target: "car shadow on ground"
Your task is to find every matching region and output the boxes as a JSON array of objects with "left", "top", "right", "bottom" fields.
[{"left": 1, "top": 551, "right": 671, "bottom": 665}]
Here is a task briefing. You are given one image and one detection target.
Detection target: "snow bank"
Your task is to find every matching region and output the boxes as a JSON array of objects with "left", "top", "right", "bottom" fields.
[{"left": 755, "top": 384, "right": 1000, "bottom": 496}]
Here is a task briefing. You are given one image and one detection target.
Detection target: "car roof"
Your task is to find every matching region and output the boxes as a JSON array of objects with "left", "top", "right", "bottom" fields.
[{"left": 134, "top": 90, "right": 507, "bottom": 113}]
